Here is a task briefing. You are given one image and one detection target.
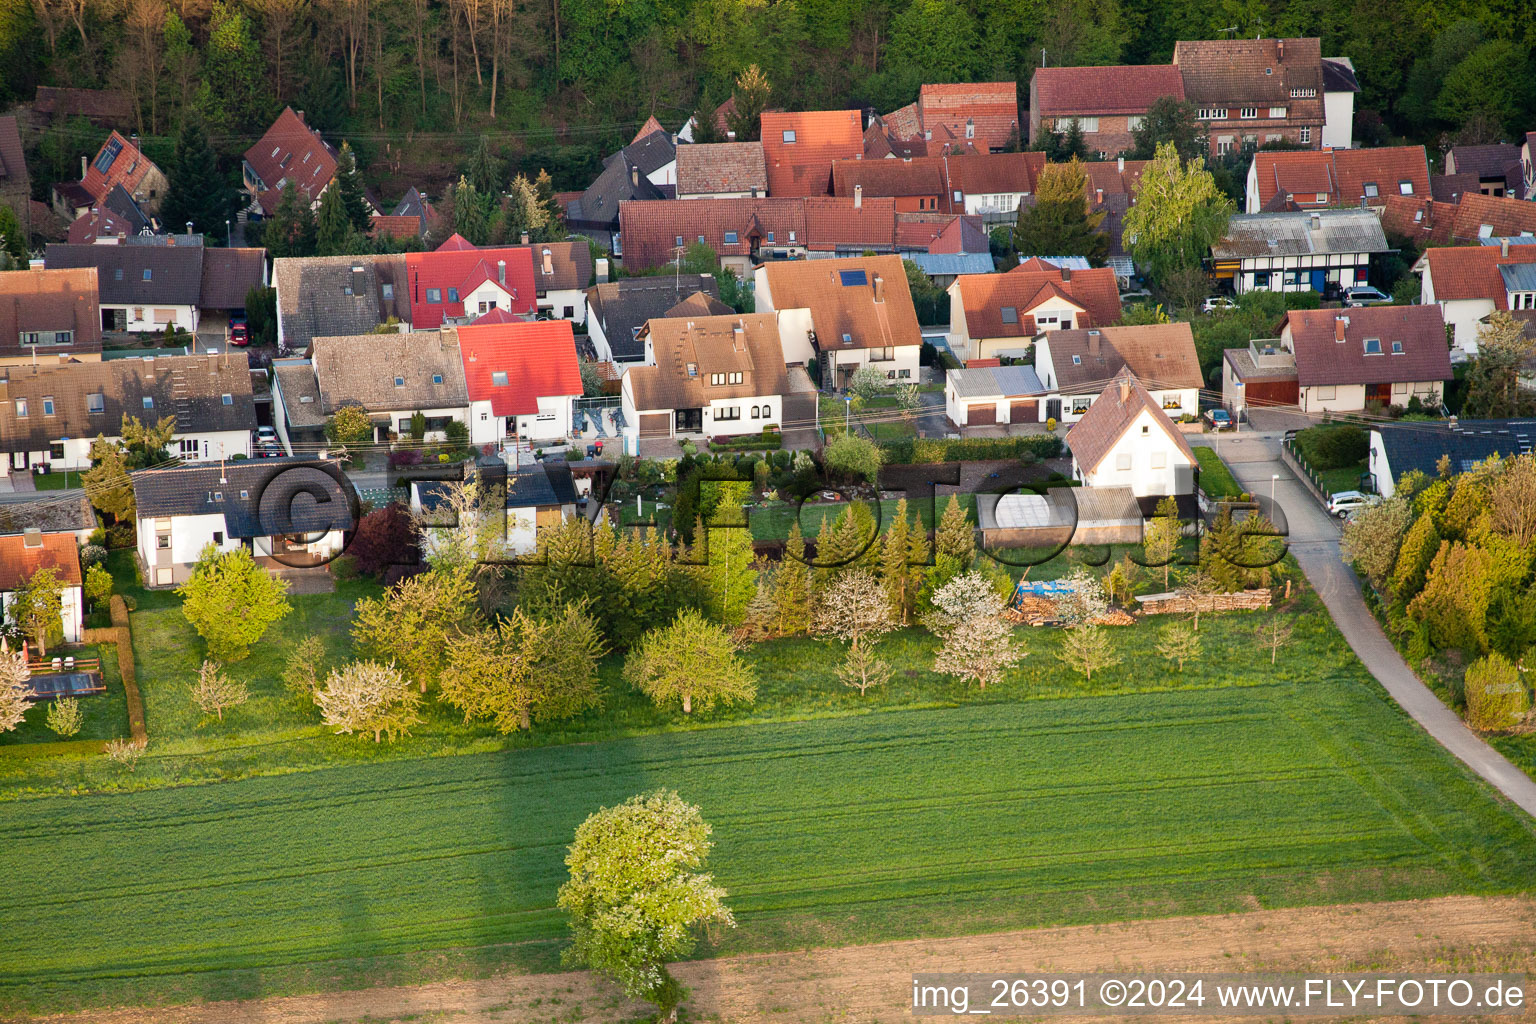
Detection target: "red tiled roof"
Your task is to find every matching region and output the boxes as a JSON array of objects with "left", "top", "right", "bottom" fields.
[
  {"left": 79, "top": 132, "right": 160, "bottom": 207},
  {"left": 1423, "top": 244, "right": 1536, "bottom": 305},
  {"left": 66, "top": 208, "right": 136, "bottom": 244},
  {"left": 1172, "top": 37, "right": 1323, "bottom": 108},
  {"left": 883, "top": 102, "right": 921, "bottom": 140},
  {"left": 618, "top": 197, "right": 807, "bottom": 270},
  {"left": 1450, "top": 193, "right": 1536, "bottom": 243},
  {"left": 0, "top": 532, "right": 82, "bottom": 590},
  {"left": 802, "top": 196, "right": 897, "bottom": 251},
  {"left": 436, "top": 233, "right": 476, "bottom": 251},
  {"left": 1282, "top": 306, "right": 1452, "bottom": 387},
  {"left": 832, "top": 158, "right": 947, "bottom": 201},
  {"left": 915, "top": 82, "right": 1020, "bottom": 151},
  {"left": 1030, "top": 65, "right": 1186, "bottom": 117},
  {"left": 405, "top": 246, "right": 537, "bottom": 327},
  {"left": 633, "top": 115, "right": 666, "bottom": 145},
  {"left": 244, "top": 107, "right": 337, "bottom": 209},
  {"left": 957, "top": 265, "right": 1120, "bottom": 338},
  {"left": 945, "top": 152, "right": 1045, "bottom": 196},
  {"left": 369, "top": 214, "right": 423, "bottom": 240},
  {"left": 1251, "top": 146, "right": 1430, "bottom": 210},
  {"left": 758, "top": 254, "right": 922, "bottom": 350},
  {"left": 676, "top": 142, "right": 767, "bottom": 197},
  {"left": 1082, "top": 159, "right": 1147, "bottom": 198},
  {"left": 760, "top": 110, "right": 864, "bottom": 197},
  {"left": 457, "top": 319, "right": 583, "bottom": 416},
  {"left": 1380, "top": 196, "right": 1455, "bottom": 246},
  {"left": 471, "top": 306, "right": 522, "bottom": 325}
]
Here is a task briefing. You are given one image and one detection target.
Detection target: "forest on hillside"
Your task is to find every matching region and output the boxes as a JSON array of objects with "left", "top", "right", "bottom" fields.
[{"left": 5, "top": 0, "right": 1534, "bottom": 197}]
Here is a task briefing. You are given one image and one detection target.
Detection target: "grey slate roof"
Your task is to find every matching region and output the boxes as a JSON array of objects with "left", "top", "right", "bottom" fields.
[
  {"left": 415, "top": 462, "right": 573, "bottom": 511},
  {"left": 0, "top": 351, "right": 257, "bottom": 452},
  {"left": 1211, "top": 209, "right": 1390, "bottom": 260},
  {"left": 101, "top": 184, "right": 150, "bottom": 234},
  {"left": 623, "top": 130, "right": 677, "bottom": 178},
  {"left": 1320, "top": 57, "right": 1359, "bottom": 93},
  {"left": 569, "top": 155, "right": 664, "bottom": 229},
  {"left": 0, "top": 494, "right": 94, "bottom": 537},
  {"left": 1376, "top": 418, "right": 1535, "bottom": 483},
  {"left": 132, "top": 457, "right": 356, "bottom": 536},
  {"left": 586, "top": 275, "right": 721, "bottom": 360},
  {"left": 392, "top": 187, "right": 432, "bottom": 219},
  {"left": 949, "top": 364, "right": 1045, "bottom": 399},
  {"left": 273, "top": 254, "right": 411, "bottom": 349},
  {"left": 44, "top": 242, "right": 205, "bottom": 305}
]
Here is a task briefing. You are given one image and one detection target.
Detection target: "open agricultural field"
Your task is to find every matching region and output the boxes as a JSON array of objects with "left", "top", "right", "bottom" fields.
[{"left": 3, "top": 673, "right": 1535, "bottom": 1016}]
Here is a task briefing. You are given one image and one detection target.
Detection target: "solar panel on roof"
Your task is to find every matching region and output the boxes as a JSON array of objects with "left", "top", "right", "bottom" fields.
[
  {"left": 94, "top": 137, "right": 122, "bottom": 174},
  {"left": 839, "top": 269, "right": 868, "bottom": 287}
]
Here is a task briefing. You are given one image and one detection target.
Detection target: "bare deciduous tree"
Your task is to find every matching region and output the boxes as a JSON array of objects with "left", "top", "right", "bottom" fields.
[
  {"left": 1254, "top": 617, "right": 1295, "bottom": 666},
  {"left": 190, "top": 660, "right": 249, "bottom": 722},
  {"left": 315, "top": 660, "right": 423, "bottom": 742},
  {"left": 837, "top": 644, "right": 893, "bottom": 696},
  {"left": 927, "top": 572, "right": 1026, "bottom": 690},
  {"left": 1155, "top": 621, "right": 1202, "bottom": 672},
  {"left": 814, "top": 570, "right": 898, "bottom": 695},
  {"left": 105, "top": 736, "right": 146, "bottom": 771},
  {"left": 249, "top": 0, "right": 309, "bottom": 102},
  {"left": 1489, "top": 453, "right": 1536, "bottom": 550}
]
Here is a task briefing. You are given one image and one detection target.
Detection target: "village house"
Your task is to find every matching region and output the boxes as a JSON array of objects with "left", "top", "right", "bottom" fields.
[
  {"left": 132, "top": 458, "right": 354, "bottom": 587},
  {"left": 51, "top": 131, "right": 166, "bottom": 222},
  {"left": 272, "top": 253, "right": 412, "bottom": 351},
  {"left": 65, "top": 186, "right": 152, "bottom": 244},
  {"left": 0, "top": 530, "right": 83, "bottom": 645},
  {"left": 404, "top": 239, "right": 537, "bottom": 328},
  {"left": 618, "top": 197, "right": 806, "bottom": 274},
  {"left": 586, "top": 275, "right": 722, "bottom": 364},
  {"left": 754, "top": 254, "right": 922, "bottom": 388},
  {"left": 514, "top": 240, "right": 593, "bottom": 323},
  {"left": 830, "top": 151, "right": 1045, "bottom": 220},
  {"left": 1065, "top": 369, "right": 1198, "bottom": 497},
  {"left": 1173, "top": 38, "right": 1345, "bottom": 154},
  {"left": 944, "top": 363, "right": 1048, "bottom": 429},
  {"left": 0, "top": 351, "right": 257, "bottom": 477},
  {"left": 1034, "top": 323, "right": 1203, "bottom": 424},
  {"left": 1244, "top": 145, "right": 1431, "bottom": 213},
  {"left": 1221, "top": 340, "right": 1299, "bottom": 421},
  {"left": 1443, "top": 143, "right": 1524, "bottom": 199},
  {"left": 242, "top": 107, "right": 340, "bottom": 217},
  {"left": 1369, "top": 418, "right": 1535, "bottom": 498},
  {"left": 881, "top": 83, "right": 1022, "bottom": 155},
  {"left": 1419, "top": 241, "right": 1536, "bottom": 355},
  {"left": 1446, "top": 192, "right": 1536, "bottom": 243},
  {"left": 947, "top": 260, "right": 1122, "bottom": 362},
  {"left": 1028, "top": 65, "right": 1186, "bottom": 158},
  {"left": 676, "top": 142, "right": 767, "bottom": 199},
  {"left": 760, "top": 111, "right": 865, "bottom": 198},
  {"left": 564, "top": 142, "right": 668, "bottom": 250},
  {"left": 196, "top": 248, "right": 269, "bottom": 334},
  {"left": 272, "top": 332, "right": 468, "bottom": 448},
  {"left": 458, "top": 319, "right": 583, "bottom": 447},
  {"left": 621, "top": 312, "right": 789, "bottom": 451},
  {"left": 411, "top": 458, "right": 579, "bottom": 557},
  {"left": 44, "top": 238, "right": 201, "bottom": 334},
  {"left": 0, "top": 268, "right": 103, "bottom": 365},
  {"left": 1276, "top": 305, "right": 1452, "bottom": 413},
  {"left": 1210, "top": 209, "right": 1388, "bottom": 296}
]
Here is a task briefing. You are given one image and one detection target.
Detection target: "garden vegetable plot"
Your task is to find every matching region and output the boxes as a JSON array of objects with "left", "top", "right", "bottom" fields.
[{"left": 3, "top": 679, "right": 1534, "bottom": 1015}]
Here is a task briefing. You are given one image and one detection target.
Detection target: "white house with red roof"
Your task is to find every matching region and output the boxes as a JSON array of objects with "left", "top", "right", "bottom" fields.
[
  {"left": 1420, "top": 240, "right": 1536, "bottom": 354},
  {"left": 52, "top": 130, "right": 167, "bottom": 221},
  {"left": 457, "top": 320, "right": 583, "bottom": 446},
  {"left": 242, "top": 108, "right": 340, "bottom": 216},
  {"left": 1065, "top": 369, "right": 1198, "bottom": 497},
  {"left": 946, "top": 259, "right": 1122, "bottom": 361},
  {"left": 405, "top": 239, "right": 538, "bottom": 328}
]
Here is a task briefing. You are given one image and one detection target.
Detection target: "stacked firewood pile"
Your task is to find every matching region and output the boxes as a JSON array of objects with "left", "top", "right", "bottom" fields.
[{"left": 1003, "top": 597, "right": 1136, "bottom": 627}]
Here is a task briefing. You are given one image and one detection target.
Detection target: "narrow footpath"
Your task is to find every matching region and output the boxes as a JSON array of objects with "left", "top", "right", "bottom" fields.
[{"left": 1202, "top": 432, "right": 1536, "bottom": 819}]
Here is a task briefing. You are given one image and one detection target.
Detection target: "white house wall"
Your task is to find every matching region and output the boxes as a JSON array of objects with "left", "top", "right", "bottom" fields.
[
  {"left": 1323, "top": 90, "right": 1355, "bottom": 150},
  {"left": 107, "top": 303, "right": 198, "bottom": 334},
  {"left": 1076, "top": 408, "right": 1195, "bottom": 497},
  {"left": 1, "top": 585, "right": 83, "bottom": 644}
]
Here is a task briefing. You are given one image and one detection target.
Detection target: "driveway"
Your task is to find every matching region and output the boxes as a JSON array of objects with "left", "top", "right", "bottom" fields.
[{"left": 1200, "top": 431, "right": 1536, "bottom": 819}]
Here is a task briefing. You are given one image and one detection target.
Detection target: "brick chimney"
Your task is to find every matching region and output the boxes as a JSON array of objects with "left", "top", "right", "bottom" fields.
[
  {"left": 542, "top": 248, "right": 554, "bottom": 276},
  {"left": 872, "top": 273, "right": 884, "bottom": 302},
  {"left": 1118, "top": 375, "right": 1131, "bottom": 402},
  {"left": 854, "top": 184, "right": 862, "bottom": 209},
  {"left": 1088, "top": 329, "right": 1100, "bottom": 356},
  {"left": 1335, "top": 315, "right": 1349, "bottom": 342},
  {"left": 520, "top": 231, "right": 530, "bottom": 245}
]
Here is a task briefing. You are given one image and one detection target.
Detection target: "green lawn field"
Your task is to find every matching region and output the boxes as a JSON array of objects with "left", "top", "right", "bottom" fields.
[{"left": 3, "top": 679, "right": 1534, "bottom": 1015}]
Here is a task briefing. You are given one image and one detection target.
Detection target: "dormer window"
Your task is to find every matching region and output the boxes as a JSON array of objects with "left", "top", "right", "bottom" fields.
[
  {"left": 114, "top": 268, "right": 123, "bottom": 281},
  {"left": 382, "top": 283, "right": 394, "bottom": 300},
  {"left": 729, "top": 371, "right": 742, "bottom": 384},
  {"left": 675, "top": 235, "right": 683, "bottom": 246},
  {"left": 841, "top": 333, "right": 853, "bottom": 345},
  {"left": 1362, "top": 338, "right": 1382, "bottom": 355},
  {"left": 711, "top": 372, "right": 725, "bottom": 385},
  {"left": 447, "top": 288, "right": 459, "bottom": 303},
  {"left": 492, "top": 371, "right": 508, "bottom": 386},
  {"left": 425, "top": 288, "right": 442, "bottom": 302}
]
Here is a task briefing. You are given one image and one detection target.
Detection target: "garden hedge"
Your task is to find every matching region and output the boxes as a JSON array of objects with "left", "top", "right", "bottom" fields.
[{"left": 879, "top": 434, "right": 1064, "bottom": 464}]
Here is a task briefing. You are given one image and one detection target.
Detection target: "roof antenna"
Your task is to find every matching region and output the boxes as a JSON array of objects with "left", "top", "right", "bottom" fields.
[{"left": 1218, "top": 25, "right": 1238, "bottom": 36}]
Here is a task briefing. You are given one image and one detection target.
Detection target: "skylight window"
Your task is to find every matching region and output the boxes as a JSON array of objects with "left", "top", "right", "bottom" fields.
[
  {"left": 841, "top": 333, "right": 853, "bottom": 345},
  {"left": 1072, "top": 355, "right": 1082, "bottom": 365},
  {"left": 1362, "top": 338, "right": 1382, "bottom": 355},
  {"left": 492, "top": 371, "right": 509, "bottom": 386},
  {"left": 1363, "top": 182, "right": 1379, "bottom": 198},
  {"left": 839, "top": 270, "right": 868, "bottom": 287},
  {"left": 221, "top": 393, "right": 233, "bottom": 405},
  {"left": 782, "top": 130, "right": 796, "bottom": 143},
  {"left": 1391, "top": 340, "right": 1404, "bottom": 354},
  {"left": 724, "top": 231, "right": 738, "bottom": 244},
  {"left": 1000, "top": 306, "right": 1018, "bottom": 324},
  {"left": 1398, "top": 180, "right": 1413, "bottom": 195},
  {"left": 433, "top": 374, "right": 443, "bottom": 384},
  {"left": 143, "top": 397, "right": 154, "bottom": 408},
  {"left": 394, "top": 376, "right": 405, "bottom": 387},
  {"left": 142, "top": 269, "right": 152, "bottom": 281}
]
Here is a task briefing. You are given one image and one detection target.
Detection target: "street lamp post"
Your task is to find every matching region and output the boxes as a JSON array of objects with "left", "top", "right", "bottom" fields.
[
  {"left": 843, "top": 394, "right": 852, "bottom": 431},
  {"left": 226, "top": 220, "right": 231, "bottom": 247},
  {"left": 1271, "top": 473, "right": 1279, "bottom": 507}
]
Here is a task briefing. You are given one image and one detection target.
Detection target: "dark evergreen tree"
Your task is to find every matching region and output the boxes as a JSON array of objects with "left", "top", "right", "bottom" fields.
[
  {"left": 161, "top": 120, "right": 242, "bottom": 243},
  {"left": 333, "top": 142, "right": 373, "bottom": 233},
  {"left": 466, "top": 135, "right": 502, "bottom": 195},
  {"left": 314, "top": 185, "right": 356, "bottom": 256},
  {"left": 261, "top": 181, "right": 316, "bottom": 259}
]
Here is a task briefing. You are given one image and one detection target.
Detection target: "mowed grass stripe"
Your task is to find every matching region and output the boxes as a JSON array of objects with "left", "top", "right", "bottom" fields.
[{"left": 2, "top": 686, "right": 1534, "bottom": 1013}]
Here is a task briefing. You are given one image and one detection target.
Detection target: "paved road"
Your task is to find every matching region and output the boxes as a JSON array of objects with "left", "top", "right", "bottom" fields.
[{"left": 1202, "top": 432, "right": 1536, "bottom": 820}]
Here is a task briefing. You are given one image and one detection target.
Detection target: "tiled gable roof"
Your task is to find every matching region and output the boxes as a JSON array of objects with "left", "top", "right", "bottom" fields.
[
  {"left": 310, "top": 332, "right": 468, "bottom": 414},
  {"left": 458, "top": 320, "right": 582, "bottom": 416},
  {"left": 665, "top": 292, "right": 734, "bottom": 318},
  {"left": 1030, "top": 66, "right": 1185, "bottom": 117},
  {"left": 1082, "top": 159, "right": 1147, "bottom": 198},
  {"left": 273, "top": 253, "right": 412, "bottom": 349},
  {"left": 831, "top": 151, "right": 1044, "bottom": 208},
  {"left": 1423, "top": 244, "right": 1536, "bottom": 304},
  {"left": 404, "top": 245, "right": 537, "bottom": 327},
  {"left": 760, "top": 110, "right": 864, "bottom": 197},
  {"left": 0, "top": 533, "right": 82, "bottom": 591},
  {"left": 1379, "top": 196, "right": 1455, "bottom": 246},
  {"left": 956, "top": 265, "right": 1120, "bottom": 338},
  {"left": 44, "top": 242, "right": 204, "bottom": 306},
  {"left": 511, "top": 240, "right": 593, "bottom": 293},
  {"left": 1045, "top": 324, "right": 1202, "bottom": 392},
  {"left": 802, "top": 196, "right": 897, "bottom": 251},
  {"left": 79, "top": 131, "right": 161, "bottom": 207},
  {"left": 32, "top": 86, "right": 133, "bottom": 123},
  {"left": 915, "top": 82, "right": 1020, "bottom": 151},
  {"left": 832, "top": 158, "right": 947, "bottom": 200},
  {"left": 1282, "top": 305, "right": 1453, "bottom": 387},
  {"left": 676, "top": 142, "right": 767, "bottom": 197},
  {"left": 1065, "top": 369, "right": 1196, "bottom": 474},
  {"left": 1446, "top": 143, "right": 1521, "bottom": 186},
  {"left": 0, "top": 267, "right": 102, "bottom": 359},
  {"left": 618, "top": 197, "right": 805, "bottom": 270},
  {"left": 1172, "top": 37, "right": 1323, "bottom": 107},
  {"left": 244, "top": 107, "right": 338, "bottom": 207},
  {"left": 1250, "top": 146, "right": 1429, "bottom": 209},
  {"left": 586, "top": 275, "right": 721, "bottom": 360},
  {"left": 131, "top": 457, "right": 355, "bottom": 535},
  {"left": 633, "top": 116, "right": 666, "bottom": 145},
  {"left": 370, "top": 214, "right": 424, "bottom": 240},
  {"left": 945, "top": 151, "right": 1046, "bottom": 196},
  {"left": 627, "top": 312, "right": 788, "bottom": 412},
  {"left": 0, "top": 351, "right": 256, "bottom": 452},
  {"left": 1450, "top": 192, "right": 1536, "bottom": 243},
  {"left": 758, "top": 254, "right": 921, "bottom": 351},
  {"left": 199, "top": 248, "right": 266, "bottom": 310}
]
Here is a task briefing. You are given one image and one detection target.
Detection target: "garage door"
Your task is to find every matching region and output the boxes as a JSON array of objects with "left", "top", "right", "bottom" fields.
[
  {"left": 1010, "top": 401, "right": 1038, "bottom": 423},
  {"left": 966, "top": 404, "right": 997, "bottom": 426},
  {"left": 638, "top": 412, "right": 672, "bottom": 438}
]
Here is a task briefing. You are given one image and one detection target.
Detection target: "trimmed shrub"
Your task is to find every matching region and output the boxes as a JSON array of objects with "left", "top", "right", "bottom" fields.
[
  {"left": 880, "top": 434, "right": 1064, "bottom": 465},
  {"left": 1299, "top": 425, "right": 1368, "bottom": 470}
]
